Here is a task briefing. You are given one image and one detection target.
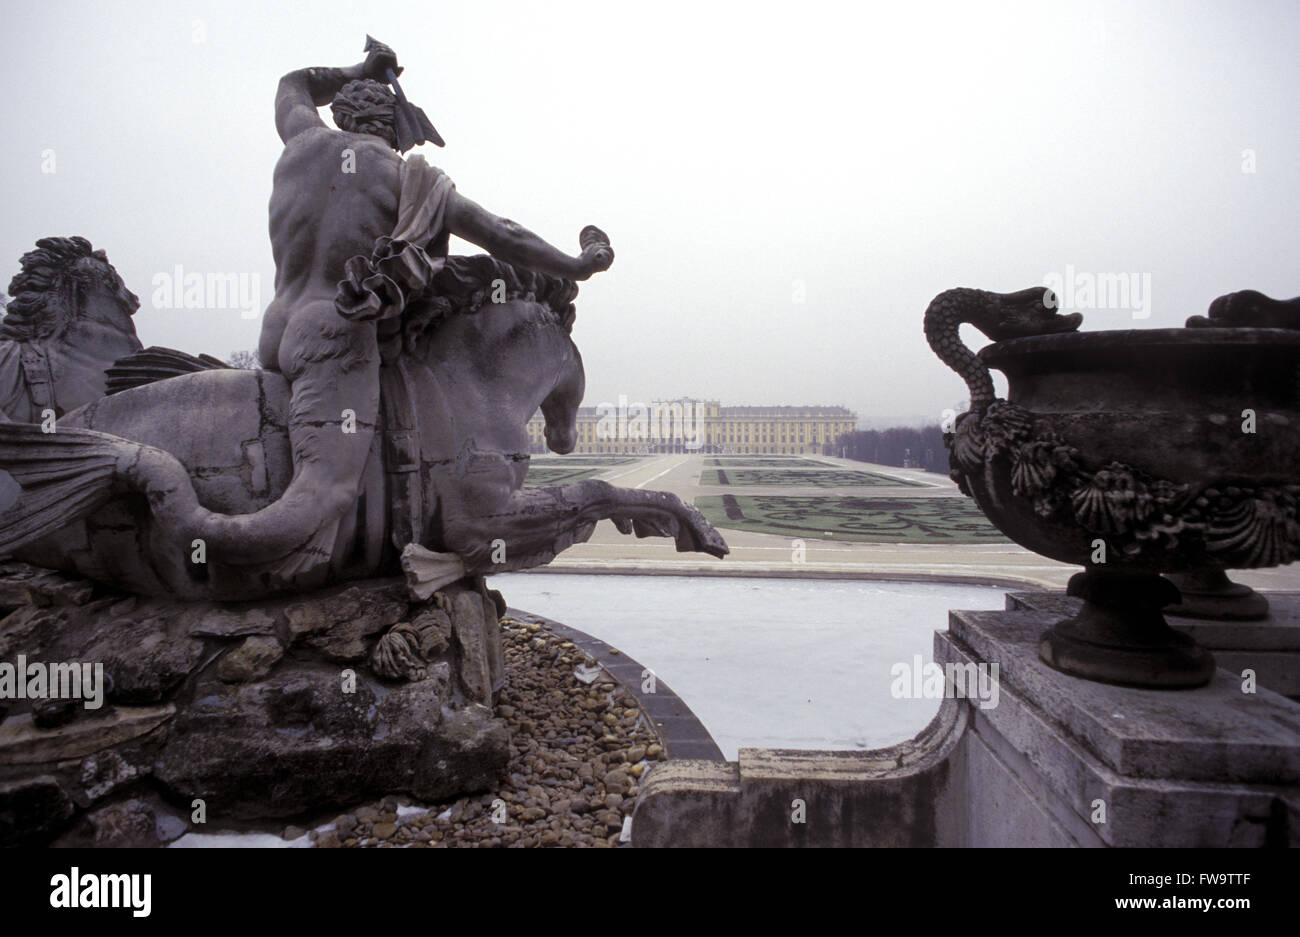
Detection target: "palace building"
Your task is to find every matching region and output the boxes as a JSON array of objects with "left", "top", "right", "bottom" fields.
[{"left": 525, "top": 397, "right": 858, "bottom": 455}]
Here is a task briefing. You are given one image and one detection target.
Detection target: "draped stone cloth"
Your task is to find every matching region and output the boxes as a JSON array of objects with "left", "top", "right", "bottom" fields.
[
  {"left": 333, "top": 155, "right": 458, "bottom": 554},
  {"left": 334, "top": 155, "right": 456, "bottom": 332}
]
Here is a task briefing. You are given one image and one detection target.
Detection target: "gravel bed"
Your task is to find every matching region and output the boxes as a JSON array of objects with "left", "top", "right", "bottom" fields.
[{"left": 302, "top": 615, "right": 665, "bottom": 847}]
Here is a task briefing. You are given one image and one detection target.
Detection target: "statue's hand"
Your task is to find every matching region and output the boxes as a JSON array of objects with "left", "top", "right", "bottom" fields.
[
  {"left": 363, "top": 41, "right": 402, "bottom": 82},
  {"left": 578, "top": 225, "right": 614, "bottom": 278}
]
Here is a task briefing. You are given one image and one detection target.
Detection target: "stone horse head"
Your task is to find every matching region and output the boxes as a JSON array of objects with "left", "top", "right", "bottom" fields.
[
  {"left": 0, "top": 236, "right": 141, "bottom": 421},
  {"left": 404, "top": 254, "right": 586, "bottom": 461}
]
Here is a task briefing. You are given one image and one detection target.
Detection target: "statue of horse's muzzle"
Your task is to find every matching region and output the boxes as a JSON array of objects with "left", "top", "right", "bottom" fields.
[{"left": 544, "top": 424, "right": 577, "bottom": 454}]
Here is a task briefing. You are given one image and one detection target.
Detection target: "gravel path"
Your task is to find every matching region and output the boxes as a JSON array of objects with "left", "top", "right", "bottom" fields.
[{"left": 303, "top": 616, "right": 665, "bottom": 848}]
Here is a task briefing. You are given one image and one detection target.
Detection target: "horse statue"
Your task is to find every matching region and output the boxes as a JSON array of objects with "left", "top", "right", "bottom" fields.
[
  {"left": 0, "top": 236, "right": 143, "bottom": 422},
  {"left": 0, "top": 251, "right": 729, "bottom": 601}
]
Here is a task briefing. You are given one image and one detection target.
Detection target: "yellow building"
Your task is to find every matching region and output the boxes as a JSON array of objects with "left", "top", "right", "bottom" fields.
[{"left": 525, "top": 397, "right": 857, "bottom": 455}]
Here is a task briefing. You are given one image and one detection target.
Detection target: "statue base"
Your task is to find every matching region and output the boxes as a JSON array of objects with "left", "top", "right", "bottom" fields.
[
  {"left": 1037, "top": 572, "right": 1217, "bottom": 690},
  {"left": 0, "top": 563, "right": 509, "bottom": 846},
  {"left": 1165, "top": 569, "right": 1271, "bottom": 621}
]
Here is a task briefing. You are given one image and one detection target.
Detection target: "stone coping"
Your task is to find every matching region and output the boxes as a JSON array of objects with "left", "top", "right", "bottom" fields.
[
  {"left": 948, "top": 607, "right": 1300, "bottom": 784},
  {"left": 504, "top": 607, "right": 725, "bottom": 762},
  {"left": 511, "top": 565, "right": 1045, "bottom": 590}
]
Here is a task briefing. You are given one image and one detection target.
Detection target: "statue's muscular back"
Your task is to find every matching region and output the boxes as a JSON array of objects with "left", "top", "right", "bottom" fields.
[{"left": 259, "top": 126, "right": 400, "bottom": 372}]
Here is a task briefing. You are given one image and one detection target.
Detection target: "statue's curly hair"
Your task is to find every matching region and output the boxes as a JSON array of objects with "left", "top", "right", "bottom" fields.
[
  {"left": 2, "top": 236, "right": 139, "bottom": 342},
  {"left": 331, "top": 79, "right": 399, "bottom": 150}
]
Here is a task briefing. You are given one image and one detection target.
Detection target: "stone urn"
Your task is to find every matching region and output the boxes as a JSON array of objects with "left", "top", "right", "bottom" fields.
[{"left": 925, "top": 286, "right": 1300, "bottom": 688}]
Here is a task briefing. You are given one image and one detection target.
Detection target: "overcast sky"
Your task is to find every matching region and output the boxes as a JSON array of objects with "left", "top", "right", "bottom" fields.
[{"left": 3, "top": 0, "right": 1297, "bottom": 425}]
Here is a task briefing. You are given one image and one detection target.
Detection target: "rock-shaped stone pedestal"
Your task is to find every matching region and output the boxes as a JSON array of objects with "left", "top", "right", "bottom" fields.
[
  {"left": 0, "top": 563, "right": 509, "bottom": 846},
  {"left": 632, "top": 592, "right": 1300, "bottom": 847}
]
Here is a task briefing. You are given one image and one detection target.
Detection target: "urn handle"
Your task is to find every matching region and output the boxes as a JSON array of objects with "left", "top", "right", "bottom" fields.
[{"left": 924, "top": 286, "right": 1082, "bottom": 415}]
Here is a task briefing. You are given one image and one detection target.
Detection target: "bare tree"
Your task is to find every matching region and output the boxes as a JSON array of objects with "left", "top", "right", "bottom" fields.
[{"left": 227, "top": 350, "right": 260, "bottom": 370}]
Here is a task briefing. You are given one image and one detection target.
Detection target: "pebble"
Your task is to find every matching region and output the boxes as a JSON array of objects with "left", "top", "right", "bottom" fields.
[
  {"left": 603, "top": 767, "right": 632, "bottom": 794},
  {"left": 308, "top": 617, "right": 666, "bottom": 849}
]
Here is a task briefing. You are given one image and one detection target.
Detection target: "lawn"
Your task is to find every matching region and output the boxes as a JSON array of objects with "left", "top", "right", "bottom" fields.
[
  {"left": 694, "top": 495, "right": 1008, "bottom": 543},
  {"left": 523, "top": 467, "right": 604, "bottom": 486}
]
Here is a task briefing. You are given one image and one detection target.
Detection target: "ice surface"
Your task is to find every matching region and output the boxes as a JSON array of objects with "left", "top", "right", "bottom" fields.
[{"left": 491, "top": 573, "right": 1008, "bottom": 760}]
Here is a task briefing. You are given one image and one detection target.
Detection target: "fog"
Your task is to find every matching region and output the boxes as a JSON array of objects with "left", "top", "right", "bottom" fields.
[{"left": 3, "top": 0, "right": 1297, "bottom": 424}]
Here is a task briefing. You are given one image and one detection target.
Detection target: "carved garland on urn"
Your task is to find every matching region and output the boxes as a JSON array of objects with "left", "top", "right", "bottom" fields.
[{"left": 950, "top": 401, "right": 1300, "bottom": 568}]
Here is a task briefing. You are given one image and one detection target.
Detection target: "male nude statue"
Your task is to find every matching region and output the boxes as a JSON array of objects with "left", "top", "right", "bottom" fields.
[{"left": 213, "top": 40, "right": 611, "bottom": 576}]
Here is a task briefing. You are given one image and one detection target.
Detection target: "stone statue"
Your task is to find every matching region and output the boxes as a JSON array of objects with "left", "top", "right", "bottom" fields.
[
  {"left": 0, "top": 40, "right": 729, "bottom": 843},
  {"left": 0, "top": 41, "right": 728, "bottom": 600},
  {"left": 0, "top": 237, "right": 142, "bottom": 423}
]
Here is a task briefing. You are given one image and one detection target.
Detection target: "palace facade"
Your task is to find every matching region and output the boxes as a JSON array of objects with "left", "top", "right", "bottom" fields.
[{"left": 525, "top": 397, "right": 858, "bottom": 455}]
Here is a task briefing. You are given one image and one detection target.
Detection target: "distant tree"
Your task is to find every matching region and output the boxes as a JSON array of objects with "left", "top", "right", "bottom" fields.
[
  {"left": 227, "top": 350, "right": 260, "bottom": 370},
  {"left": 835, "top": 424, "right": 948, "bottom": 473}
]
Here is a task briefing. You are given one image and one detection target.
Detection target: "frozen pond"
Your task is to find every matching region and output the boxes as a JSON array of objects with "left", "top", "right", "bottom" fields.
[{"left": 489, "top": 573, "right": 1008, "bottom": 761}]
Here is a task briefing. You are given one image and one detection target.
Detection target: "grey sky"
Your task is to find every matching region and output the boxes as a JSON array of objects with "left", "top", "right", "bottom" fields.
[{"left": 3, "top": 0, "right": 1297, "bottom": 426}]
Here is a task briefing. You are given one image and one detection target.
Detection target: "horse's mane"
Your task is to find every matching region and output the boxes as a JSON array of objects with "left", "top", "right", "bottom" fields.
[
  {"left": 1, "top": 236, "right": 139, "bottom": 342},
  {"left": 408, "top": 254, "right": 578, "bottom": 335}
]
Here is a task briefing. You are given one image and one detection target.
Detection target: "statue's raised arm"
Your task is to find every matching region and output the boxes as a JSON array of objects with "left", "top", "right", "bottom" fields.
[{"left": 274, "top": 42, "right": 396, "bottom": 143}]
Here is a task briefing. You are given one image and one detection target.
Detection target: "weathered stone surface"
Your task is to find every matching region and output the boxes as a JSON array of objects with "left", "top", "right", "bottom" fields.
[
  {"left": 216, "top": 635, "right": 284, "bottom": 683},
  {"left": 79, "top": 750, "right": 143, "bottom": 802},
  {"left": 949, "top": 608, "right": 1300, "bottom": 785},
  {"left": 52, "top": 793, "right": 189, "bottom": 848},
  {"left": 0, "top": 564, "right": 510, "bottom": 844},
  {"left": 83, "top": 615, "right": 206, "bottom": 704},
  {"left": 70, "top": 799, "right": 158, "bottom": 848},
  {"left": 0, "top": 562, "right": 95, "bottom": 610},
  {"left": 189, "top": 606, "right": 278, "bottom": 639},
  {"left": 444, "top": 583, "right": 506, "bottom": 705},
  {"left": 449, "top": 589, "right": 492, "bottom": 704},
  {"left": 285, "top": 585, "right": 406, "bottom": 662},
  {"left": 0, "top": 705, "right": 175, "bottom": 765},
  {"left": 0, "top": 775, "right": 75, "bottom": 846},
  {"left": 152, "top": 668, "right": 506, "bottom": 818}
]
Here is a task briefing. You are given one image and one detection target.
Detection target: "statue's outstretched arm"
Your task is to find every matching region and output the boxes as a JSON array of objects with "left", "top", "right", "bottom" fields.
[{"left": 446, "top": 192, "right": 613, "bottom": 281}]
